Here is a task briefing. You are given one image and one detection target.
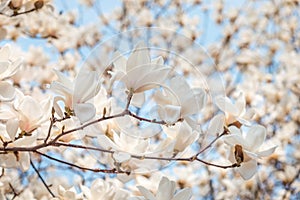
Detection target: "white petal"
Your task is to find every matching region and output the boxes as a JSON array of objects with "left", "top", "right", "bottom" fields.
[
  {"left": 112, "top": 51, "right": 127, "bottom": 72},
  {"left": 73, "top": 70, "right": 100, "bottom": 103},
  {"left": 137, "top": 186, "right": 156, "bottom": 200},
  {"left": 97, "top": 135, "right": 119, "bottom": 150},
  {"left": 223, "top": 132, "right": 247, "bottom": 148},
  {"left": 215, "top": 96, "right": 239, "bottom": 115},
  {"left": 257, "top": 146, "right": 277, "bottom": 157},
  {"left": 208, "top": 114, "right": 225, "bottom": 136},
  {"left": 127, "top": 42, "right": 150, "bottom": 72},
  {"left": 113, "top": 151, "right": 131, "bottom": 163},
  {"left": 194, "top": 88, "right": 207, "bottom": 111},
  {"left": 52, "top": 70, "right": 73, "bottom": 91},
  {"left": 134, "top": 65, "right": 171, "bottom": 93},
  {"left": 6, "top": 118, "right": 19, "bottom": 141},
  {"left": 0, "top": 61, "right": 9, "bottom": 75},
  {"left": 235, "top": 92, "right": 246, "bottom": 115},
  {"left": 156, "top": 177, "right": 176, "bottom": 200},
  {"left": 0, "top": 44, "right": 10, "bottom": 60},
  {"left": 19, "top": 152, "right": 30, "bottom": 171},
  {"left": 151, "top": 56, "right": 164, "bottom": 65},
  {"left": 245, "top": 125, "right": 266, "bottom": 151},
  {"left": 0, "top": 81, "right": 15, "bottom": 101},
  {"left": 160, "top": 105, "right": 181, "bottom": 125},
  {"left": 18, "top": 96, "right": 43, "bottom": 122},
  {"left": 172, "top": 188, "right": 192, "bottom": 200},
  {"left": 73, "top": 103, "right": 96, "bottom": 123},
  {"left": 131, "top": 93, "right": 145, "bottom": 108},
  {"left": 169, "top": 76, "right": 198, "bottom": 115},
  {"left": 238, "top": 159, "right": 257, "bottom": 180}
]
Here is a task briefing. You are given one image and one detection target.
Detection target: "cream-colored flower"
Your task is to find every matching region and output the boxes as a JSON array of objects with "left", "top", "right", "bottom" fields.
[
  {"left": 0, "top": 44, "right": 23, "bottom": 101},
  {"left": 130, "top": 176, "right": 192, "bottom": 200},
  {"left": 154, "top": 76, "right": 206, "bottom": 127},
  {"left": 51, "top": 67, "right": 101, "bottom": 123},
  {"left": 111, "top": 42, "right": 170, "bottom": 94},
  {"left": 223, "top": 125, "right": 276, "bottom": 180},
  {"left": 215, "top": 91, "right": 255, "bottom": 126}
]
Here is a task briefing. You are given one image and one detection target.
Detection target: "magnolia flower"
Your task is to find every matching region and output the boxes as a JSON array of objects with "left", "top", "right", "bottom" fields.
[
  {"left": 0, "top": 90, "right": 52, "bottom": 141},
  {"left": 81, "top": 178, "right": 129, "bottom": 200},
  {"left": 52, "top": 185, "right": 83, "bottom": 200},
  {"left": 130, "top": 176, "right": 192, "bottom": 200},
  {"left": 163, "top": 121, "right": 199, "bottom": 153},
  {"left": 111, "top": 42, "right": 170, "bottom": 94},
  {"left": 0, "top": 44, "right": 23, "bottom": 101},
  {"left": 215, "top": 91, "right": 255, "bottom": 126},
  {"left": 154, "top": 76, "right": 206, "bottom": 127},
  {"left": 223, "top": 125, "right": 276, "bottom": 180},
  {"left": 51, "top": 68, "right": 101, "bottom": 123}
]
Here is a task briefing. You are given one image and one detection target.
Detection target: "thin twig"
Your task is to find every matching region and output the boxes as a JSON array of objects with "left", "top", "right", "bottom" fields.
[{"left": 30, "top": 159, "right": 55, "bottom": 197}]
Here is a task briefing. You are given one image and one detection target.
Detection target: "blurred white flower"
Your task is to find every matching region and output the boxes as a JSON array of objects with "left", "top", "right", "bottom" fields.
[
  {"left": 51, "top": 68, "right": 101, "bottom": 123},
  {"left": 0, "top": 44, "right": 23, "bottom": 101},
  {"left": 53, "top": 185, "right": 83, "bottom": 200},
  {"left": 223, "top": 125, "right": 276, "bottom": 180},
  {"left": 215, "top": 91, "right": 255, "bottom": 126},
  {"left": 130, "top": 176, "right": 192, "bottom": 200},
  {"left": 163, "top": 121, "right": 199, "bottom": 152},
  {"left": 81, "top": 178, "right": 129, "bottom": 200}
]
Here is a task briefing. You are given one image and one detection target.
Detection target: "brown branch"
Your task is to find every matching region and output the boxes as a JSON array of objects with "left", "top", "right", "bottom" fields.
[
  {"left": 52, "top": 141, "right": 238, "bottom": 170},
  {"left": 34, "top": 150, "right": 130, "bottom": 175},
  {"left": 195, "top": 129, "right": 228, "bottom": 157}
]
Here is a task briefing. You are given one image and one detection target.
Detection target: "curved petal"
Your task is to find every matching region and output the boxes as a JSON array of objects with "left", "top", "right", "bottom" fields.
[
  {"left": 158, "top": 104, "right": 181, "bottom": 125},
  {"left": 127, "top": 42, "right": 150, "bottom": 72},
  {"left": 73, "top": 103, "right": 96, "bottom": 123},
  {"left": 215, "top": 96, "right": 238, "bottom": 115},
  {"left": 245, "top": 125, "right": 266, "bottom": 151},
  {"left": 18, "top": 96, "right": 43, "bottom": 123},
  {"left": 172, "top": 188, "right": 192, "bottom": 200},
  {"left": 0, "top": 61, "right": 9, "bottom": 75},
  {"left": 235, "top": 92, "right": 246, "bottom": 115},
  {"left": 257, "top": 146, "right": 277, "bottom": 157},
  {"left": 73, "top": 70, "right": 100, "bottom": 103},
  {"left": 223, "top": 133, "right": 247, "bottom": 148},
  {"left": 131, "top": 92, "right": 145, "bottom": 108},
  {"left": 0, "top": 45, "right": 10, "bottom": 60},
  {"left": 0, "top": 81, "right": 15, "bottom": 101},
  {"left": 137, "top": 186, "right": 156, "bottom": 200},
  {"left": 112, "top": 51, "right": 127, "bottom": 72},
  {"left": 156, "top": 177, "right": 176, "bottom": 200},
  {"left": 237, "top": 159, "right": 257, "bottom": 180},
  {"left": 19, "top": 152, "right": 30, "bottom": 171},
  {"left": 6, "top": 118, "right": 19, "bottom": 141},
  {"left": 170, "top": 76, "right": 198, "bottom": 116},
  {"left": 97, "top": 135, "right": 119, "bottom": 151}
]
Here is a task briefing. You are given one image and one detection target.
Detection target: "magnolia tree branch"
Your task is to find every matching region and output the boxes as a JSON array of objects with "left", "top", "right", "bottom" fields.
[{"left": 0, "top": 91, "right": 238, "bottom": 178}]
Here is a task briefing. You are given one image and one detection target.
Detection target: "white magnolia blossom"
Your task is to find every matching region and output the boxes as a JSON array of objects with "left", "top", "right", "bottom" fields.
[
  {"left": 215, "top": 92, "right": 255, "bottom": 126},
  {"left": 51, "top": 68, "right": 101, "bottom": 123},
  {"left": 130, "top": 176, "right": 192, "bottom": 200},
  {"left": 81, "top": 178, "right": 130, "bottom": 200},
  {"left": 0, "top": 90, "right": 52, "bottom": 140},
  {"left": 154, "top": 76, "right": 206, "bottom": 127},
  {"left": 0, "top": 44, "right": 23, "bottom": 101},
  {"left": 111, "top": 42, "right": 171, "bottom": 93},
  {"left": 163, "top": 120, "right": 200, "bottom": 153},
  {"left": 223, "top": 125, "right": 276, "bottom": 180}
]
